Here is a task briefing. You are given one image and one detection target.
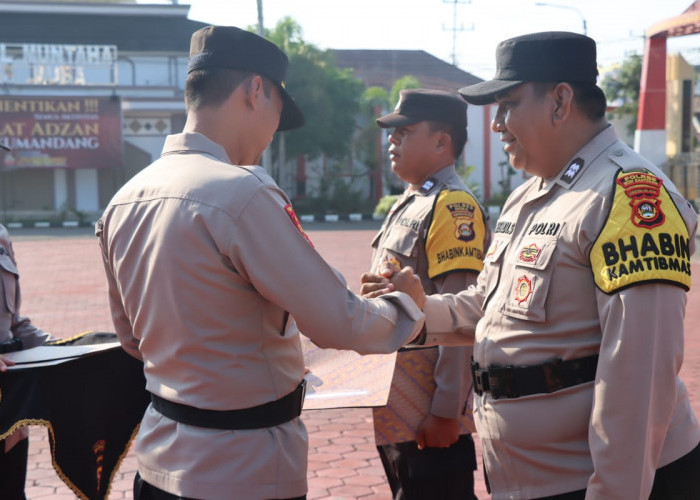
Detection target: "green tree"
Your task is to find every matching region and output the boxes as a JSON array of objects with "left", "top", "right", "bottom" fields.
[
  {"left": 389, "top": 75, "right": 421, "bottom": 107},
  {"left": 257, "top": 18, "right": 364, "bottom": 162},
  {"left": 601, "top": 54, "right": 642, "bottom": 136}
]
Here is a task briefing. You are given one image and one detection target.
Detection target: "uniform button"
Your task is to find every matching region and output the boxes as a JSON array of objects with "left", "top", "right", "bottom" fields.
[{"left": 614, "top": 150, "right": 623, "bottom": 157}]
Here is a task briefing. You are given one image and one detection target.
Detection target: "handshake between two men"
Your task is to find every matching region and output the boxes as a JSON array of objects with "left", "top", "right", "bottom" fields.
[{"left": 361, "top": 264, "right": 426, "bottom": 310}]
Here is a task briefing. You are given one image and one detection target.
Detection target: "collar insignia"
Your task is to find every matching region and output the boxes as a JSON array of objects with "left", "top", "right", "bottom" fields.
[
  {"left": 560, "top": 157, "right": 584, "bottom": 183},
  {"left": 419, "top": 178, "right": 436, "bottom": 194}
]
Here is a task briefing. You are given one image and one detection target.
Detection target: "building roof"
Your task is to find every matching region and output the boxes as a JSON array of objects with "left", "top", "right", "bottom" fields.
[
  {"left": 330, "top": 49, "right": 482, "bottom": 92},
  {"left": 0, "top": 1, "right": 208, "bottom": 52}
]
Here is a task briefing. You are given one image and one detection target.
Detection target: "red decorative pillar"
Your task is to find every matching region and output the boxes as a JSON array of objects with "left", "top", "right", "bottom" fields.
[{"left": 635, "top": 35, "right": 668, "bottom": 166}]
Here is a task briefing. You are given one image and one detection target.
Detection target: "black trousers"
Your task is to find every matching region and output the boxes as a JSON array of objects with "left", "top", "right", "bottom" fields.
[
  {"left": 134, "top": 472, "right": 306, "bottom": 500},
  {"left": 531, "top": 441, "right": 700, "bottom": 500},
  {"left": 0, "top": 437, "right": 28, "bottom": 500},
  {"left": 377, "top": 433, "right": 478, "bottom": 500}
]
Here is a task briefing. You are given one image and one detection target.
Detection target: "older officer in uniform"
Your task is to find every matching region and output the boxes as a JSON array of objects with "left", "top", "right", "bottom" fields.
[
  {"left": 96, "top": 26, "right": 425, "bottom": 500},
  {"left": 380, "top": 32, "right": 700, "bottom": 499},
  {"left": 367, "top": 89, "right": 488, "bottom": 499},
  {"left": 0, "top": 197, "right": 52, "bottom": 499}
]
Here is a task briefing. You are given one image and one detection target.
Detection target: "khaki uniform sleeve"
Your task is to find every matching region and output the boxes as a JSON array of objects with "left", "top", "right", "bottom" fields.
[
  {"left": 430, "top": 271, "right": 478, "bottom": 418},
  {"left": 587, "top": 284, "right": 687, "bottom": 498},
  {"left": 0, "top": 231, "right": 51, "bottom": 348},
  {"left": 96, "top": 219, "right": 142, "bottom": 360},
  {"left": 227, "top": 185, "right": 424, "bottom": 354},
  {"left": 586, "top": 171, "right": 697, "bottom": 498},
  {"left": 422, "top": 285, "right": 483, "bottom": 347}
]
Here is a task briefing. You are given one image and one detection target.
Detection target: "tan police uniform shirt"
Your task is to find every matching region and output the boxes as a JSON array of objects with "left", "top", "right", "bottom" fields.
[
  {"left": 96, "top": 133, "right": 425, "bottom": 500},
  {"left": 371, "top": 165, "right": 489, "bottom": 444},
  {"left": 0, "top": 224, "right": 50, "bottom": 349},
  {"left": 0, "top": 223, "right": 51, "bottom": 451},
  {"left": 420, "top": 126, "right": 700, "bottom": 499}
]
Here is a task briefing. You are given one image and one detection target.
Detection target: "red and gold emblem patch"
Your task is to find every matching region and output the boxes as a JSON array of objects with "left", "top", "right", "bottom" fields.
[
  {"left": 514, "top": 275, "right": 533, "bottom": 304},
  {"left": 616, "top": 171, "right": 665, "bottom": 229},
  {"left": 485, "top": 240, "right": 501, "bottom": 259},
  {"left": 382, "top": 255, "right": 402, "bottom": 272},
  {"left": 518, "top": 243, "right": 541, "bottom": 264},
  {"left": 285, "top": 204, "right": 314, "bottom": 247}
]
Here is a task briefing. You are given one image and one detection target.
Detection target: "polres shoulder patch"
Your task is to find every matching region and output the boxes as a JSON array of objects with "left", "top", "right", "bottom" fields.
[
  {"left": 590, "top": 169, "right": 691, "bottom": 294},
  {"left": 285, "top": 204, "right": 314, "bottom": 247},
  {"left": 426, "top": 189, "right": 486, "bottom": 279}
]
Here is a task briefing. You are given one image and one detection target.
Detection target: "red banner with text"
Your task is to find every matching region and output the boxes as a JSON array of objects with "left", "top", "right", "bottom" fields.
[{"left": 0, "top": 96, "right": 122, "bottom": 170}]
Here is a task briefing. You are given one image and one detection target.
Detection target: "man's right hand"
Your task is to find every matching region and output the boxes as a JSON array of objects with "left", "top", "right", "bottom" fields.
[
  {"left": 361, "top": 260, "right": 400, "bottom": 298},
  {"left": 361, "top": 264, "right": 426, "bottom": 310}
]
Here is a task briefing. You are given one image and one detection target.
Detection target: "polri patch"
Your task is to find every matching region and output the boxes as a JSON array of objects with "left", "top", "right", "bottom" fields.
[
  {"left": 446, "top": 200, "right": 477, "bottom": 242},
  {"left": 590, "top": 169, "right": 691, "bottom": 293},
  {"left": 426, "top": 189, "right": 486, "bottom": 278},
  {"left": 616, "top": 170, "right": 665, "bottom": 228}
]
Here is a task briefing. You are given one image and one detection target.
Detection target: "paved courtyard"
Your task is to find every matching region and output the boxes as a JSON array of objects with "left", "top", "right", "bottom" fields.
[{"left": 7, "top": 222, "right": 700, "bottom": 499}]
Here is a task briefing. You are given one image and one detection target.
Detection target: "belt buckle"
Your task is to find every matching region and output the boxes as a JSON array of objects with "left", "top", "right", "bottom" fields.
[{"left": 472, "top": 367, "right": 490, "bottom": 396}]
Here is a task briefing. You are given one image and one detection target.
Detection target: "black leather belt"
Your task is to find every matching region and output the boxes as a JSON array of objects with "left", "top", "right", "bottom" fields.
[
  {"left": 150, "top": 379, "right": 306, "bottom": 430},
  {"left": 471, "top": 355, "right": 598, "bottom": 400}
]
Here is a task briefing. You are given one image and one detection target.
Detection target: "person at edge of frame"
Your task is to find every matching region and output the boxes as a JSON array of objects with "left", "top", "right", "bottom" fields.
[
  {"left": 95, "top": 25, "right": 428, "bottom": 500},
  {"left": 363, "top": 31, "right": 700, "bottom": 500},
  {"left": 365, "top": 88, "right": 489, "bottom": 500},
  {"left": 0, "top": 154, "right": 54, "bottom": 500}
]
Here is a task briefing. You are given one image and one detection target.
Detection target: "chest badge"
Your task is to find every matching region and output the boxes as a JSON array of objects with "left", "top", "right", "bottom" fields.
[
  {"left": 514, "top": 275, "right": 533, "bottom": 304},
  {"left": 518, "top": 243, "right": 541, "bottom": 264}
]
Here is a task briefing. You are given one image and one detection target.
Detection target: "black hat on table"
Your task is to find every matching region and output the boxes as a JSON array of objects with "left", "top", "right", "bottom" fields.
[
  {"left": 376, "top": 89, "right": 467, "bottom": 129},
  {"left": 459, "top": 31, "right": 599, "bottom": 105},
  {"left": 187, "top": 25, "right": 305, "bottom": 131}
]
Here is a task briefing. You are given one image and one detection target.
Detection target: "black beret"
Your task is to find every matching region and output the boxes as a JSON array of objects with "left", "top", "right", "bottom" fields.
[
  {"left": 459, "top": 31, "right": 599, "bottom": 105},
  {"left": 376, "top": 89, "right": 467, "bottom": 130},
  {"left": 188, "top": 26, "right": 305, "bottom": 131}
]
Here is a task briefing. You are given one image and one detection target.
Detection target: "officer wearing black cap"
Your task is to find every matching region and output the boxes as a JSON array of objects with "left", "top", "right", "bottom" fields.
[
  {"left": 96, "top": 25, "right": 427, "bottom": 500},
  {"left": 386, "top": 32, "right": 700, "bottom": 499},
  {"left": 363, "top": 89, "right": 488, "bottom": 500}
]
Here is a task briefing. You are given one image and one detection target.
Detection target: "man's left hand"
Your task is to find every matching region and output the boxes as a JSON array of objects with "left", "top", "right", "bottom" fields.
[
  {"left": 0, "top": 353, "right": 16, "bottom": 372},
  {"left": 360, "top": 272, "right": 395, "bottom": 298},
  {"left": 416, "top": 414, "right": 460, "bottom": 450}
]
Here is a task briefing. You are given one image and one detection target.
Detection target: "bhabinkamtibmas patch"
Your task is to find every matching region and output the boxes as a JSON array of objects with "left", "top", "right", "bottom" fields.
[
  {"left": 591, "top": 169, "right": 691, "bottom": 293},
  {"left": 426, "top": 189, "right": 486, "bottom": 279}
]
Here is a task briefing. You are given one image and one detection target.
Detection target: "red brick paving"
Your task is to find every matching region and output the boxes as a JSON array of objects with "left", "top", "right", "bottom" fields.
[{"left": 8, "top": 224, "right": 700, "bottom": 499}]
